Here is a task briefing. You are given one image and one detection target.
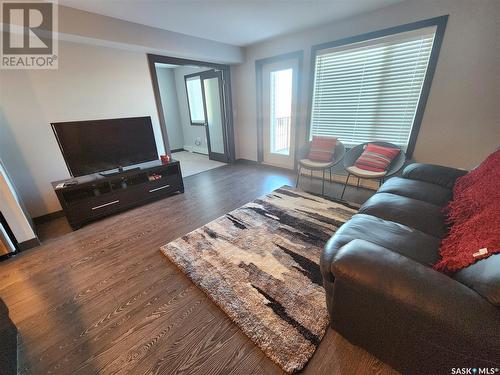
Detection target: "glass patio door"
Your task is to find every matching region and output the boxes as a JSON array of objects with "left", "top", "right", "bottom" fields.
[{"left": 262, "top": 59, "right": 298, "bottom": 169}]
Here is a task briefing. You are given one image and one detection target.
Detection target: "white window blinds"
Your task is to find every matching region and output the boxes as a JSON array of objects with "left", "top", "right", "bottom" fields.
[{"left": 310, "top": 27, "right": 436, "bottom": 149}]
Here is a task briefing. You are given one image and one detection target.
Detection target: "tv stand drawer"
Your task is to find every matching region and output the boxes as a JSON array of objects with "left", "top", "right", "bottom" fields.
[
  {"left": 66, "top": 193, "right": 130, "bottom": 223},
  {"left": 143, "top": 178, "right": 182, "bottom": 198},
  {"left": 148, "top": 184, "right": 172, "bottom": 193},
  {"left": 90, "top": 199, "right": 121, "bottom": 211},
  {"left": 54, "top": 161, "right": 184, "bottom": 230}
]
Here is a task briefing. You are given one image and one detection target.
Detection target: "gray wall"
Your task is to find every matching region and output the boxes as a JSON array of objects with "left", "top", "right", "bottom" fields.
[
  {"left": 155, "top": 67, "right": 184, "bottom": 150},
  {"left": 232, "top": 0, "right": 500, "bottom": 169}
]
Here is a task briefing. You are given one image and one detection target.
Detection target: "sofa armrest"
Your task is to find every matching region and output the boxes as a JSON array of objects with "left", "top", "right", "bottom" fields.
[
  {"left": 402, "top": 163, "right": 467, "bottom": 189},
  {"left": 0, "top": 299, "right": 17, "bottom": 375},
  {"left": 331, "top": 240, "right": 500, "bottom": 357}
]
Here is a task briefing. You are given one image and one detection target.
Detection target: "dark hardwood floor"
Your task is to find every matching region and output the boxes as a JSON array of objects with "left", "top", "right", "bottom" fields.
[{"left": 0, "top": 162, "right": 398, "bottom": 374}]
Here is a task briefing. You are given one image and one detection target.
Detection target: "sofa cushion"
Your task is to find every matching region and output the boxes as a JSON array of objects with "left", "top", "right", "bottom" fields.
[
  {"left": 402, "top": 163, "right": 468, "bottom": 190},
  {"left": 453, "top": 254, "right": 500, "bottom": 307},
  {"left": 378, "top": 177, "right": 452, "bottom": 207},
  {"left": 299, "top": 159, "right": 332, "bottom": 169},
  {"left": 323, "top": 213, "right": 441, "bottom": 268},
  {"left": 359, "top": 192, "right": 447, "bottom": 238},
  {"left": 346, "top": 165, "right": 386, "bottom": 178}
]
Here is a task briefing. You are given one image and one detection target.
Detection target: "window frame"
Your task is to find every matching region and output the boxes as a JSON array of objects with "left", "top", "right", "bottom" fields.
[
  {"left": 307, "top": 15, "right": 448, "bottom": 158},
  {"left": 184, "top": 73, "right": 207, "bottom": 126}
]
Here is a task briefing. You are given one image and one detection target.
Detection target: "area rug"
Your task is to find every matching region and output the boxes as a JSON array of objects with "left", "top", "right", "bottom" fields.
[{"left": 160, "top": 186, "right": 357, "bottom": 373}]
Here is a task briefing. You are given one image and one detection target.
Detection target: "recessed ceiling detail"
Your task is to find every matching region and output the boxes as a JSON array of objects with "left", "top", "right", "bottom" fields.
[{"left": 59, "top": 0, "right": 405, "bottom": 46}]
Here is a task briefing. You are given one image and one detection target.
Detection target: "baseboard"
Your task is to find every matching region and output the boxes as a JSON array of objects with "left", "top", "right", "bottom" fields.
[
  {"left": 183, "top": 145, "right": 208, "bottom": 155},
  {"left": 170, "top": 148, "right": 184, "bottom": 153},
  {"left": 33, "top": 210, "right": 65, "bottom": 225},
  {"left": 0, "top": 252, "right": 17, "bottom": 261},
  {"left": 17, "top": 237, "right": 40, "bottom": 251},
  {"left": 236, "top": 158, "right": 259, "bottom": 164}
]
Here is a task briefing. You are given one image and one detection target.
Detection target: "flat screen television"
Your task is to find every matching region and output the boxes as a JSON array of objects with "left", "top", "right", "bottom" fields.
[{"left": 51, "top": 116, "right": 158, "bottom": 177}]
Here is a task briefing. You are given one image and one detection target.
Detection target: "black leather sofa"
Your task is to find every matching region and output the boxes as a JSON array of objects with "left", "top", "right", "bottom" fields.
[
  {"left": 0, "top": 298, "right": 17, "bottom": 375},
  {"left": 320, "top": 163, "right": 500, "bottom": 374}
]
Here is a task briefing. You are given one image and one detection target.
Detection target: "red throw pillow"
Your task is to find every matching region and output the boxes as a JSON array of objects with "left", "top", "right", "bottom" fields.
[
  {"left": 434, "top": 150, "right": 500, "bottom": 273},
  {"left": 354, "top": 143, "right": 400, "bottom": 172},
  {"left": 308, "top": 136, "right": 337, "bottom": 162}
]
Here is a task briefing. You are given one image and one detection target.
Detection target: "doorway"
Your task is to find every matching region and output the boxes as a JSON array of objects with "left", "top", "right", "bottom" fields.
[
  {"left": 256, "top": 52, "right": 302, "bottom": 170},
  {"left": 148, "top": 55, "right": 234, "bottom": 177}
]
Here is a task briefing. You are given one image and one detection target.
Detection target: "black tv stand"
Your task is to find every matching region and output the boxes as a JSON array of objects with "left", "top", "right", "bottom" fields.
[{"left": 52, "top": 160, "right": 184, "bottom": 230}]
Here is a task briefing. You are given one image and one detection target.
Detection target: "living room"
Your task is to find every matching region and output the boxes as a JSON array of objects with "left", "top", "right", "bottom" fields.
[{"left": 0, "top": 0, "right": 498, "bottom": 374}]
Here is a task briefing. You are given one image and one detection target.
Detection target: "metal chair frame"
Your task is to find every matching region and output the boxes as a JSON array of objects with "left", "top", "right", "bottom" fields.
[
  {"left": 340, "top": 141, "right": 406, "bottom": 200},
  {"left": 296, "top": 140, "right": 346, "bottom": 196}
]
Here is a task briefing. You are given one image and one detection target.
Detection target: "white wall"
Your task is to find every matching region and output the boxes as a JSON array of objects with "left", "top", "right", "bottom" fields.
[
  {"left": 0, "top": 41, "right": 167, "bottom": 217},
  {"left": 232, "top": 0, "right": 500, "bottom": 169},
  {"left": 173, "top": 66, "right": 212, "bottom": 154},
  {"left": 0, "top": 6, "right": 244, "bottom": 218},
  {"left": 155, "top": 67, "right": 184, "bottom": 150}
]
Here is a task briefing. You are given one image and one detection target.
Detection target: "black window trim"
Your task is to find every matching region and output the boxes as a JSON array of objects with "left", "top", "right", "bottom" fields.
[{"left": 306, "top": 15, "right": 448, "bottom": 159}]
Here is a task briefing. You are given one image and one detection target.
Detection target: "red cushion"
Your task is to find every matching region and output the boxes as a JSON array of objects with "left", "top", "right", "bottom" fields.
[
  {"left": 434, "top": 150, "right": 500, "bottom": 273},
  {"left": 354, "top": 143, "right": 400, "bottom": 172},
  {"left": 308, "top": 136, "right": 337, "bottom": 162}
]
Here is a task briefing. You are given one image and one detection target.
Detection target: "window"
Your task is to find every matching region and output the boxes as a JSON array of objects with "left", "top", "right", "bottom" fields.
[
  {"left": 185, "top": 75, "right": 206, "bottom": 125},
  {"left": 309, "top": 26, "right": 437, "bottom": 151}
]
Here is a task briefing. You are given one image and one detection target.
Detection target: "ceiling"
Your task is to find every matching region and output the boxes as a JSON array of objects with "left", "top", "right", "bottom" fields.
[{"left": 58, "top": 0, "right": 406, "bottom": 46}]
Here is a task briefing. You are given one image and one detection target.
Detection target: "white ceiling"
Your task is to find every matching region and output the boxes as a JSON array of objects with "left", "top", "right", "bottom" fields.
[{"left": 59, "top": 0, "right": 406, "bottom": 46}]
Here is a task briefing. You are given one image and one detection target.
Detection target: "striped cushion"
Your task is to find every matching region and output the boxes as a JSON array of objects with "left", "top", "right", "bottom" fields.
[
  {"left": 308, "top": 136, "right": 337, "bottom": 162},
  {"left": 354, "top": 143, "right": 400, "bottom": 172}
]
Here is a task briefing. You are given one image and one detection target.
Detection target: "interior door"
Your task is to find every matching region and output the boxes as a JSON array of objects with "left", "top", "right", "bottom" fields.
[
  {"left": 200, "top": 70, "right": 229, "bottom": 163},
  {"left": 261, "top": 58, "right": 299, "bottom": 169}
]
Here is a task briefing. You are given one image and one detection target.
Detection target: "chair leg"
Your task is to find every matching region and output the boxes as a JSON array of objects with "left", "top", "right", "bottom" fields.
[
  {"left": 296, "top": 166, "right": 301, "bottom": 188},
  {"left": 356, "top": 177, "right": 360, "bottom": 188},
  {"left": 329, "top": 168, "right": 332, "bottom": 183},
  {"left": 322, "top": 169, "right": 325, "bottom": 196},
  {"left": 341, "top": 173, "right": 350, "bottom": 200},
  {"left": 310, "top": 169, "right": 313, "bottom": 181}
]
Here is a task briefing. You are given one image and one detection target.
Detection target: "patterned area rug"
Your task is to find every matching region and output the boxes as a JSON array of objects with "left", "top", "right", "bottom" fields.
[{"left": 160, "top": 186, "right": 356, "bottom": 373}]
